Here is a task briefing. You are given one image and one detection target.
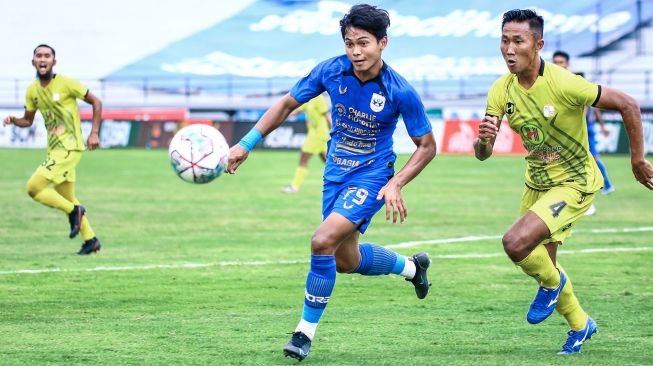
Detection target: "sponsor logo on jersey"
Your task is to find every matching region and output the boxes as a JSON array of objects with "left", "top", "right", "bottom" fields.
[
  {"left": 331, "top": 155, "right": 361, "bottom": 167},
  {"left": 520, "top": 123, "right": 545, "bottom": 146},
  {"left": 506, "top": 102, "right": 515, "bottom": 114},
  {"left": 335, "top": 103, "right": 346, "bottom": 117},
  {"left": 370, "top": 92, "right": 385, "bottom": 112}
]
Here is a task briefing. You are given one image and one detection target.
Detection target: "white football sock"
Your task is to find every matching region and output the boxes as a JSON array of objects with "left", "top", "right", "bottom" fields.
[
  {"left": 296, "top": 319, "right": 318, "bottom": 340},
  {"left": 400, "top": 256, "right": 417, "bottom": 279}
]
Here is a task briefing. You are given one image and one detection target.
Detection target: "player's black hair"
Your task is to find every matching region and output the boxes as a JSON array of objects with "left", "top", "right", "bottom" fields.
[
  {"left": 339, "top": 4, "right": 390, "bottom": 41},
  {"left": 33, "top": 44, "right": 56, "bottom": 57},
  {"left": 502, "top": 9, "right": 544, "bottom": 39},
  {"left": 553, "top": 51, "right": 570, "bottom": 62}
]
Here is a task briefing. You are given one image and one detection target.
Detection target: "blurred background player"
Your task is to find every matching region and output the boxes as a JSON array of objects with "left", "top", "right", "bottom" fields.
[
  {"left": 281, "top": 94, "right": 332, "bottom": 193},
  {"left": 227, "top": 4, "right": 436, "bottom": 361},
  {"left": 552, "top": 51, "right": 615, "bottom": 216},
  {"left": 475, "top": 10, "right": 653, "bottom": 355},
  {"left": 2, "top": 44, "right": 103, "bottom": 255}
]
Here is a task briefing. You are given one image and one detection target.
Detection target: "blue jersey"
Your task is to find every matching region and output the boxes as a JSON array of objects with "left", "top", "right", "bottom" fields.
[{"left": 291, "top": 55, "right": 432, "bottom": 182}]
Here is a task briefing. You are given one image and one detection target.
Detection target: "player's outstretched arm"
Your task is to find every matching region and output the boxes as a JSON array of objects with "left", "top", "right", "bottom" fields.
[
  {"left": 83, "top": 91, "right": 103, "bottom": 150},
  {"left": 3, "top": 110, "right": 36, "bottom": 128},
  {"left": 474, "top": 114, "right": 500, "bottom": 161},
  {"left": 227, "top": 93, "right": 301, "bottom": 174},
  {"left": 377, "top": 131, "right": 436, "bottom": 224},
  {"left": 595, "top": 86, "right": 653, "bottom": 190}
]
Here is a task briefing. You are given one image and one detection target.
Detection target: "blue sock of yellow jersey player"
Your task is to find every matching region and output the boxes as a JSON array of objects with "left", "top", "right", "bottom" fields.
[
  {"left": 282, "top": 94, "right": 331, "bottom": 193},
  {"left": 476, "top": 10, "right": 653, "bottom": 355},
  {"left": 2, "top": 44, "right": 103, "bottom": 255},
  {"left": 227, "top": 4, "right": 437, "bottom": 362}
]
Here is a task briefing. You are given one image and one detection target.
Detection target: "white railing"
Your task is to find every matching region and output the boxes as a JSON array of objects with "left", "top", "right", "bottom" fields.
[{"left": 1, "top": 70, "right": 652, "bottom": 110}]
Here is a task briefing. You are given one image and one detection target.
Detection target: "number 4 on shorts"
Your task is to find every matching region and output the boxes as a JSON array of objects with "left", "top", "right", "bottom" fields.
[{"left": 549, "top": 201, "right": 567, "bottom": 218}]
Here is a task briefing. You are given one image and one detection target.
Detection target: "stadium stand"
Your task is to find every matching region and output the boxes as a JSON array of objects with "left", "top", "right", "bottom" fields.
[{"left": 0, "top": 0, "right": 651, "bottom": 109}]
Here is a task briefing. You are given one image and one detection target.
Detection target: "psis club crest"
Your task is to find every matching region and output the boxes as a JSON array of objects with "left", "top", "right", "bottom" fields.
[
  {"left": 370, "top": 92, "right": 385, "bottom": 112},
  {"left": 520, "top": 123, "right": 545, "bottom": 146}
]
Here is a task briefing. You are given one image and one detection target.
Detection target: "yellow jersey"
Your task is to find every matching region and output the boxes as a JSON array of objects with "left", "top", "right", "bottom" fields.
[
  {"left": 296, "top": 95, "right": 330, "bottom": 141},
  {"left": 25, "top": 74, "right": 88, "bottom": 152},
  {"left": 486, "top": 59, "right": 603, "bottom": 193}
]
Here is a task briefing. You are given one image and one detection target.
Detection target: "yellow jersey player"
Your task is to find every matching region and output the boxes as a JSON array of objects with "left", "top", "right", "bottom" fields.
[
  {"left": 475, "top": 10, "right": 653, "bottom": 355},
  {"left": 2, "top": 44, "right": 104, "bottom": 255},
  {"left": 281, "top": 94, "right": 332, "bottom": 193}
]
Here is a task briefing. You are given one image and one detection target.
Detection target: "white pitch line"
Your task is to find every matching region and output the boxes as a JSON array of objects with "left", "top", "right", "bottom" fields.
[
  {"left": 0, "top": 227, "right": 651, "bottom": 276},
  {"left": 0, "top": 260, "right": 310, "bottom": 275},
  {"left": 386, "top": 235, "right": 502, "bottom": 249},
  {"left": 583, "top": 226, "right": 653, "bottom": 233},
  {"left": 430, "top": 247, "right": 653, "bottom": 260},
  {"left": 387, "top": 226, "right": 653, "bottom": 249}
]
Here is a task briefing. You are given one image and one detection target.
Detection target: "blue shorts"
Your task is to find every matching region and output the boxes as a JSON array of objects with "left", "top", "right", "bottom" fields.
[{"left": 322, "top": 175, "right": 390, "bottom": 233}]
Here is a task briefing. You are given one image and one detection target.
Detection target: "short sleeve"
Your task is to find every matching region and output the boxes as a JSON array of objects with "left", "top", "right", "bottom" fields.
[
  {"left": 398, "top": 87, "right": 432, "bottom": 137},
  {"left": 486, "top": 78, "right": 506, "bottom": 118},
  {"left": 562, "top": 73, "right": 600, "bottom": 107},
  {"left": 290, "top": 61, "right": 328, "bottom": 104},
  {"left": 67, "top": 77, "right": 88, "bottom": 99},
  {"left": 24, "top": 85, "right": 36, "bottom": 112}
]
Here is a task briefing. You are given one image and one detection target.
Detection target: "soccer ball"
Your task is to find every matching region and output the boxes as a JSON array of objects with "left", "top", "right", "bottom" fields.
[{"left": 168, "top": 124, "right": 229, "bottom": 184}]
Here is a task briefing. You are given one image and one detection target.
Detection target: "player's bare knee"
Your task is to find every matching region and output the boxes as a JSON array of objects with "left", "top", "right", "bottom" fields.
[
  {"left": 502, "top": 232, "right": 522, "bottom": 258},
  {"left": 503, "top": 232, "right": 537, "bottom": 261},
  {"left": 310, "top": 232, "right": 337, "bottom": 255}
]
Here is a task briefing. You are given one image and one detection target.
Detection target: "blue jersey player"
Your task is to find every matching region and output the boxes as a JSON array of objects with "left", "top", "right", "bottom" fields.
[{"left": 227, "top": 4, "right": 437, "bottom": 362}]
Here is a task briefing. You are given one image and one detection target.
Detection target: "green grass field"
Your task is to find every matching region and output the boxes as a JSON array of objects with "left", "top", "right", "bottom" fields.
[{"left": 0, "top": 148, "right": 652, "bottom": 365}]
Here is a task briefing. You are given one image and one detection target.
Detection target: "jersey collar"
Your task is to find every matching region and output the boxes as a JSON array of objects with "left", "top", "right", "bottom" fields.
[{"left": 538, "top": 57, "right": 545, "bottom": 76}]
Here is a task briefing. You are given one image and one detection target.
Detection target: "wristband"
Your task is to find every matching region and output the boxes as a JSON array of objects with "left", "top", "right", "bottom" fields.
[
  {"left": 238, "top": 128, "right": 263, "bottom": 152},
  {"left": 478, "top": 138, "right": 488, "bottom": 146}
]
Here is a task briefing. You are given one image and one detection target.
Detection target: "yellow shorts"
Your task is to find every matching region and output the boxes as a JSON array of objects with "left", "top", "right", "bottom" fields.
[
  {"left": 301, "top": 134, "right": 329, "bottom": 155},
  {"left": 35, "top": 150, "right": 82, "bottom": 184},
  {"left": 519, "top": 185, "right": 595, "bottom": 245}
]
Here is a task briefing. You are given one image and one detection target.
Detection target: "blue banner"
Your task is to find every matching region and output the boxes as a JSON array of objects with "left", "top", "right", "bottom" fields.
[{"left": 108, "top": 0, "right": 649, "bottom": 84}]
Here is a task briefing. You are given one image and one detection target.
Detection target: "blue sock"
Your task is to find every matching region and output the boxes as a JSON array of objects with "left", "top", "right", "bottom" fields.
[
  {"left": 595, "top": 159, "right": 613, "bottom": 189},
  {"left": 352, "top": 243, "right": 405, "bottom": 275},
  {"left": 301, "top": 255, "right": 336, "bottom": 324}
]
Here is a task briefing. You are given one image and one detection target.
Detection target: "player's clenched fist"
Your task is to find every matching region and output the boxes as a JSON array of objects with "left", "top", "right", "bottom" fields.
[
  {"left": 478, "top": 115, "right": 499, "bottom": 143},
  {"left": 3, "top": 116, "right": 15, "bottom": 126}
]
